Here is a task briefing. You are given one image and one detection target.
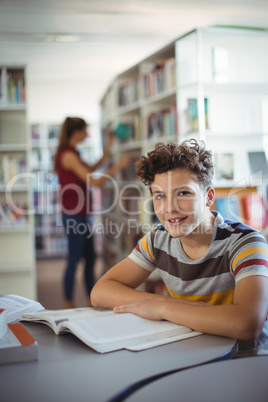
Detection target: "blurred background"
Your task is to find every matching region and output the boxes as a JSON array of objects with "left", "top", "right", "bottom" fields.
[{"left": 0, "top": 0, "right": 268, "bottom": 308}]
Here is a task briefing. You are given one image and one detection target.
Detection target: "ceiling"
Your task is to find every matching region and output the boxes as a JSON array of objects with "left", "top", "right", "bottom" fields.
[{"left": 0, "top": 0, "right": 268, "bottom": 121}]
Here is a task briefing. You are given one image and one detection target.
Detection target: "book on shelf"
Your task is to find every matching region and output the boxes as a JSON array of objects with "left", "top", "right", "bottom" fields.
[
  {"left": 0, "top": 202, "right": 28, "bottom": 228},
  {"left": 34, "top": 211, "right": 63, "bottom": 232},
  {"left": 19, "top": 308, "right": 201, "bottom": 354},
  {"left": 243, "top": 193, "right": 268, "bottom": 229},
  {"left": 31, "top": 124, "right": 43, "bottom": 141},
  {"left": 0, "top": 314, "right": 38, "bottom": 365},
  {"left": 0, "top": 294, "right": 44, "bottom": 323},
  {"left": 0, "top": 67, "right": 26, "bottom": 104},
  {"left": 187, "top": 98, "right": 209, "bottom": 133},
  {"left": 163, "top": 58, "right": 176, "bottom": 90},
  {"left": 139, "top": 58, "right": 176, "bottom": 99},
  {"left": 0, "top": 154, "right": 27, "bottom": 186},
  {"left": 147, "top": 102, "right": 177, "bottom": 139},
  {"left": 118, "top": 77, "right": 139, "bottom": 107},
  {"left": 47, "top": 124, "right": 60, "bottom": 140}
]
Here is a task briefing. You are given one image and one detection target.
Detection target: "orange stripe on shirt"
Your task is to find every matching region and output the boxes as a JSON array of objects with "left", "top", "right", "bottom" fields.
[
  {"left": 140, "top": 236, "right": 155, "bottom": 262},
  {"left": 232, "top": 247, "right": 268, "bottom": 271}
]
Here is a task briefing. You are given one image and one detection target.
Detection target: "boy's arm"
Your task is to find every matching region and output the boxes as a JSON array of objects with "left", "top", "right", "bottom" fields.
[
  {"left": 114, "top": 275, "right": 268, "bottom": 342},
  {"left": 90, "top": 257, "right": 168, "bottom": 308}
]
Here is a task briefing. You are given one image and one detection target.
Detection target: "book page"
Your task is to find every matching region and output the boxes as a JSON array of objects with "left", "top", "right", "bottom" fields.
[
  {"left": 20, "top": 307, "right": 114, "bottom": 334},
  {"left": 59, "top": 311, "right": 194, "bottom": 353},
  {"left": 127, "top": 331, "right": 202, "bottom": 351},
  {"left": 0, "top": 295, "right": 44, "bottom": 323}
]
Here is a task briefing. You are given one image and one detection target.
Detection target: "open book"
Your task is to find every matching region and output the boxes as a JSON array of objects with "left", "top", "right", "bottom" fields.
[{"left": 20, "top": 308, "right": 201, "bottom": 353}]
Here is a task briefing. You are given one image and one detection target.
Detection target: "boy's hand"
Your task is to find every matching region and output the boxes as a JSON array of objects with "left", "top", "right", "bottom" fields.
[
  {"left": 113, "top": 299, "right": 165, "bottom": 321},
  {"left": 113, "top": 297, "right": 207, "bottom": 322}
]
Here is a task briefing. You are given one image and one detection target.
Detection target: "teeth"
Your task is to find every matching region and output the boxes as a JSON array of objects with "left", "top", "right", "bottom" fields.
[{"left": 170, "top": 218, "right": 182, "bottom": 222}]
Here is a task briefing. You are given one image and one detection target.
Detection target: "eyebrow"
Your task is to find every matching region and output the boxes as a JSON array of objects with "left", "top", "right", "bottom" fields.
[
  {"left": 152, "top": 186, "right": 192, "bottom": 194},
  {"left": 151, "top": 190, "right": 164, "bottom": 194}
]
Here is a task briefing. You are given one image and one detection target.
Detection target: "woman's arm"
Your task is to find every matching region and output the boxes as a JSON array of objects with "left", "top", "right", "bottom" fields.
[
  {"left": 87, "top": 132, "right": 115, "bottom": 172},
  {"left": 113, "top": 275, "right": 268, "bottom": 342},
  {"left": 61, "top": 150, "right": 129, "bottom": 187}
]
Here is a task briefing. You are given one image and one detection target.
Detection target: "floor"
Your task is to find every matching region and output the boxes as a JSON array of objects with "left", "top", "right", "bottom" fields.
[{"left": 36, "top": 257, "right": 105, "bottom": 310}]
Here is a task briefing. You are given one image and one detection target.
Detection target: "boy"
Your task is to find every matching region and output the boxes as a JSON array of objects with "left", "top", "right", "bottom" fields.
[{"left": 91, "top": 139, "right": 268, "bottom": 355}]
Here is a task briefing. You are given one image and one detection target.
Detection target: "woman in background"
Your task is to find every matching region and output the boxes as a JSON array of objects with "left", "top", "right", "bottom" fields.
[{"left": 54, "top": 117, "right": 129, "bottom": 308}]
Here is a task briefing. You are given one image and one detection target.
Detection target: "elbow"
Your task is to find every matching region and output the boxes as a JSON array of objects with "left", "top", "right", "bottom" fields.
[
  {"left": 236, "top": 319, "right": 264, "bottom": 342},
  {"left": 90, "top": 284, "right": 102, "bottom": 307}
]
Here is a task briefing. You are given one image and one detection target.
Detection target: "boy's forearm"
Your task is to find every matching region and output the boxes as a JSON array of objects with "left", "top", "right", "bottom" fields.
[
  {"left": 113, "top": 296, "right": 265, "bottom": 341},
  {"left": 90, "top": 280, "right": 167, "bottom": 309},
  {"left": 159, "top": 300, "right": 264, "bottom": 342},
  {"left": 113, "top": 276, "right": 268, "bottom": 342}
]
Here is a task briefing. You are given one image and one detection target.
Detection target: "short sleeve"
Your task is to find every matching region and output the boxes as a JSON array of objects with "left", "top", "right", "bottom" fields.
[
  {"left": 128, "top": 231, "right": 156, "bottom": 272},
  {"left": 231, "top": 233, "right": 268, "bottom": 283}
]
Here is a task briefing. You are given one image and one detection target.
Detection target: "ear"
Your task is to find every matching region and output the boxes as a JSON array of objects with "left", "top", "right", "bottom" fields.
[{"left": 206, "top": 187, "right": 215, "bottom": 207}]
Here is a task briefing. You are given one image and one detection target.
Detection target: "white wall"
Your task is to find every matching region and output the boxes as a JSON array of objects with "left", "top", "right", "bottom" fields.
[{"left": 27, "top": 80, "right": 101, "bottom": 124}]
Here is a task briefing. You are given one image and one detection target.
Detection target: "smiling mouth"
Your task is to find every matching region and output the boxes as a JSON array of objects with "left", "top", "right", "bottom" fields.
[{"left": 168, "top": 217, "right": 187, "bottom": 223}]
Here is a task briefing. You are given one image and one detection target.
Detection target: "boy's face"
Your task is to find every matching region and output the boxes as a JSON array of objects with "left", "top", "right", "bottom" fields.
[{"left": 151, "top": 168, "right": 214, "bottom": 239}]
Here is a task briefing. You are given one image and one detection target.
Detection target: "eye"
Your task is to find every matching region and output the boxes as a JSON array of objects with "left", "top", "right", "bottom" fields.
[
  {"left": 154, "top": 194, "right": 165, "bottom": 200},
  {"left": 177, "top": 191, "right": 191, "bottom": 197}
]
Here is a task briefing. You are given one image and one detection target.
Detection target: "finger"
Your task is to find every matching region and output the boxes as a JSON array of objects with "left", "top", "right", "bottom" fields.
[{"left": 113, "top": 305, "right": 129, "bottom": 313}]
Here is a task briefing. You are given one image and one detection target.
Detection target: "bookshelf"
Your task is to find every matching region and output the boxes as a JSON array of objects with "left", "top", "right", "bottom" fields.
[
  {"left": 30, "top": 122, "right": 100, "bottom": 259},
  {"left": 100, "top": 27, "right": 268, "bottom": 280},
  {"left": 30, "top": 123, "right": 66, "bottom": 259},
  {"left": 0, "top": 66, "right": 36, "bottom": 299}
]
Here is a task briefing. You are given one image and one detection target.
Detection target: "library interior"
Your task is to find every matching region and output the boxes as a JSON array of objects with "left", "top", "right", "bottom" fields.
[{"left": 0, "top": 1, "right": 268, "bottom": 401}]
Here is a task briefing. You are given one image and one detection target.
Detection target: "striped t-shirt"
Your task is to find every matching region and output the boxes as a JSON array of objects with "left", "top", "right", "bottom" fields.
[
  {"left": 129, "top": 211, "right": 268, "bottom": 355},
  {"left": 129, "top": 212, "right": 268, "bottom": 305}
]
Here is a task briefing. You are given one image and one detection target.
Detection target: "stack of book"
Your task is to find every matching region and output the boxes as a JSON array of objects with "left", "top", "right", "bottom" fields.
[{"left": 0, "top": 295, "right": 44, "bottom": 365}]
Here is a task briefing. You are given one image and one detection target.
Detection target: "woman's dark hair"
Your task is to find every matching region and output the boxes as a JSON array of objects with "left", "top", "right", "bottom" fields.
[
  {"left": 54, "top": 117, "right": 86, "bottom": 172},
  {"left": 135, "top": 139, "right": 214, "bottom": 189}
]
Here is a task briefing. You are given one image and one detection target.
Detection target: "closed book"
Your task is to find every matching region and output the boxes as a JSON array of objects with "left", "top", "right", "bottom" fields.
[{"left": 0, "top": 323, "right": 38, "bottom": 365}]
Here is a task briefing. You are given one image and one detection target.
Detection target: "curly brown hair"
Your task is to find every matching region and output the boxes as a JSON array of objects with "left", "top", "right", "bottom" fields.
[{"left": 135, "top": 139, "right": 214, "bottom": 189}]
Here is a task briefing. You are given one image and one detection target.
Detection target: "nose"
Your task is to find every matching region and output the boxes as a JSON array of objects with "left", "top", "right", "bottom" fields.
[{"left": 165, "top": 195, "right": 181, "bottom": 214}]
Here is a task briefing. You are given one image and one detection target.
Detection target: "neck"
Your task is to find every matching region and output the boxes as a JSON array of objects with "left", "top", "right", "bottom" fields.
[{"left": 68, "top": 137, "right": 78, "bottom": 148}]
